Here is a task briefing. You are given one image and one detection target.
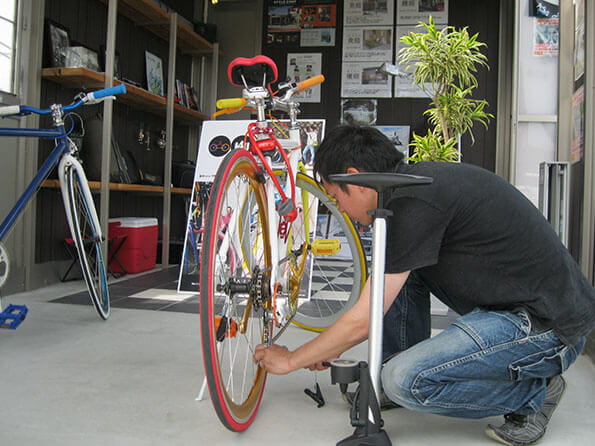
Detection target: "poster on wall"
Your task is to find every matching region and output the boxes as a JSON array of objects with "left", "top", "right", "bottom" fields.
[
  {"left": 266, "top": 1, "right": 337, "bottom": 47},
  {"left": 342, "top": 26, "right": 393, "bottom": 62},
  {"left": 533, "top": 17, "right": 559, "bottom": 57},
  {"left": 286, "top": 53, "right": 323, "bottom": 102},
  {"left": 529, "top": 0, "right": 559, "bottom": 18},
  {"left": 396, "top": 0, "right": 449, "bottom": 25},
  {"left": 374, "top": 125, "right": 411, "bottom": 159},
  {"left": 301, "top": 28, "right": 336, "bottom": 46},
  {"left": 344, "top": 0, "right": 394, "bottom": 26},
  {"left": 341, "top": 99, "right": 378, "bottom": 125},
  {"left": 301, "top": 3, "right": 336, "bottom": 27},
  {"left": 266, "top": 3, "right": 302, "bottom": 46},
  {"left": 341, "top": 61, "right": 391, "bottom": 98}
]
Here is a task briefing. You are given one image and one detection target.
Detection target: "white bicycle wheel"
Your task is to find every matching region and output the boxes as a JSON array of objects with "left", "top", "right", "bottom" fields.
[{"left": 59, "top": 155, "right": 110, "bottom": 319}]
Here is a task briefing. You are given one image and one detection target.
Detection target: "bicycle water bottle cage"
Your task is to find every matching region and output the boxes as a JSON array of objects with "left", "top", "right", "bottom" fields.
[{"left": 228, "top": 55, "right": 278, "bottom": 89}]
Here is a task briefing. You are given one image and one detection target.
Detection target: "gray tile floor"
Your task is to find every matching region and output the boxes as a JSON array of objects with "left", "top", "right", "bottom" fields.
[{"left": 1, "top": 269, "right": 594, "bottom": 445}]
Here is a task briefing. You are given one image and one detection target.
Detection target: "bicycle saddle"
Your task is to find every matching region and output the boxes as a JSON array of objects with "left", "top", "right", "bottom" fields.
[
  {"left": 228, "top": 55, "right": 278, "bottom": 88},
  {"left": 329, "top": 172, "right": 433, "bottom": 192}
]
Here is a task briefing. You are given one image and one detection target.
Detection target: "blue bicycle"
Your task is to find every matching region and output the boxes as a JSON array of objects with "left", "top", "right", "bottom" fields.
[{"left": 0, "top": 84, "right": 127, "bottom": 321}]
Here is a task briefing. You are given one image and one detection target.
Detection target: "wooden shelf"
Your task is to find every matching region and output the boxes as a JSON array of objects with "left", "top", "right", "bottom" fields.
[
  {"left": 41, "top": 67, "right": 211, "bottom": 124},
  {"left": 99, "top": 0, "right": 220, "bottom": 55},
  {"left": 41, "top": 179, "right": 191, "bottom": 195}
]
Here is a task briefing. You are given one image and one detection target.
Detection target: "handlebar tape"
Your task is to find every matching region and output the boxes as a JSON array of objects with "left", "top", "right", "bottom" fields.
[
  {"left": 89, "top": 84, "right": 127, "bottom": 101},
  {"left": 296, "top": 75, "right": 325, "bottom": 92},
  {"left": 216, "top": 97, "right": 247, "bottom": 110}
]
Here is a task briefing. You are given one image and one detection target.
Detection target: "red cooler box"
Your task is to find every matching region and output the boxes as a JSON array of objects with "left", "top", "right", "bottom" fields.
[{"left": 108, "top": 217, "right": 158, "bottom": 274}]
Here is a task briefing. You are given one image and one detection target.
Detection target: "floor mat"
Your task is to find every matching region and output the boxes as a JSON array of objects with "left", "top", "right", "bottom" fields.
[
  {"left": 51, "top": 265, "right": 458, "bottom": 327},
  {"left": 51, "top": 267, "right": 199, "bottom": 314}
]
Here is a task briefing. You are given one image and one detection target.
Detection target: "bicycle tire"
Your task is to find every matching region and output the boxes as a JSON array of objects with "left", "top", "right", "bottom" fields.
[
  {"left": 200, "top": 149, "right": 271, "bottom": 432},
  {"left": 289, "top": 173, "right": 367, "bottom": 331},
  {"left": 63, "top": 163, "right": 110, "bottom": 319}
]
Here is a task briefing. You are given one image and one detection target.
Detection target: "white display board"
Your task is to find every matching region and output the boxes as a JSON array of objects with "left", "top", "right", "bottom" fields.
[{"left": 178, "top": 119, "right": 325, "bottom": 293}]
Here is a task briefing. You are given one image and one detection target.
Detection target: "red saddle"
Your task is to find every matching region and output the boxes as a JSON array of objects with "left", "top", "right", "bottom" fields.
[{"left": 227, "top": 55, "right": 278, "bottom": 88}]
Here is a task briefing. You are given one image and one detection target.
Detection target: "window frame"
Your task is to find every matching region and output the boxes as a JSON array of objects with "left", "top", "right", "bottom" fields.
[{"left": 0, "top": 0, "right": 19, "bottom": 101}]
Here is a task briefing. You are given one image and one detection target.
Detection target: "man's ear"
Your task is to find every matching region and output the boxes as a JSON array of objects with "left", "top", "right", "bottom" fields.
[{"left": 344, "top": 167, "right": 370, "bottom": 194}]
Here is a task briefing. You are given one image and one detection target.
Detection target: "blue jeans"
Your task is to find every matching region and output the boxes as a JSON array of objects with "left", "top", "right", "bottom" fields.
[
  {"left": 382, "top": 272, "right": 431, "bottom": 359},
  {"left": 381, "top": 307, "right": 586, "bottom": 418}
]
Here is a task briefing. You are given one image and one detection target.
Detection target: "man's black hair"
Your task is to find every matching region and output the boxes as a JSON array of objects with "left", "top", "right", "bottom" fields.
[{"left": 313, "top": 125, "right": 404, "bottom": 190}]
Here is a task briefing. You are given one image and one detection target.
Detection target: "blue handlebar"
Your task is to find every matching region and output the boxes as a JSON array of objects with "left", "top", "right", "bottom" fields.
[
  {"left": 92, "top": 84, "right": 127, "bottom": 99},
  {"left": 1, "top": 84, "right": 128, "bottom": 118}
]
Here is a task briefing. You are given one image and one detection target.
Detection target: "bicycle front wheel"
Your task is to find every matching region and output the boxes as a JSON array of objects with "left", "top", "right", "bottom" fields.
[
  {"left": 200, "top": 149, "right": 271, "bottom": 432},
  {"left": 290, "top": 173, "right": 367, "bottom": 331},
  {"left": 63, "top": 163, "right": 110, "bottom": 319}
]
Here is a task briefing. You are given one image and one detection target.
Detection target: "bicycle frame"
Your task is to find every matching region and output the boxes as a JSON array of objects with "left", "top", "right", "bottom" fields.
[
  {"left": 210, "top": 62, "right": 327, "bottom": 334},
  {"left": 219, "top": 118, "right": 311, "bottom": 328},
  {"left": 0, "top": 126, "right": 70, "bottom": 241}
]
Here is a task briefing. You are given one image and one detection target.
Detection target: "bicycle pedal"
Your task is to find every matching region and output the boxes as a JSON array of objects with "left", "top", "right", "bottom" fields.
[
  {"left": 0, "top": 304, "right": 28, "bottom": 329},
  {"left": 311, "top": 239, "right": 341, "bottom": 255}
]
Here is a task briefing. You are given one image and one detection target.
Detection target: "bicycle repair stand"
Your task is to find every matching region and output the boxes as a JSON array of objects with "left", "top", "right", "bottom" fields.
[{"left": 327, "top": 172, "right": 432, "bottom": 446}]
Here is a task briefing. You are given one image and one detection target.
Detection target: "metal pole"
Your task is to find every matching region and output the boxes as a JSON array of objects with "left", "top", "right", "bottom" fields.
[
  {"left": 100, "top": 0, "right": 118, "bottom": 252},
  {"left": 368, "top": 216, "right": 387, "bottom": 405},
  {"left": 162, "top": 12, "right": 178, "bottom": 268}
]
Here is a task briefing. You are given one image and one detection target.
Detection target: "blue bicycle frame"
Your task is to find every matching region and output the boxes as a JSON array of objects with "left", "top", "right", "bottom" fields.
[{"left": 0, "top": 126, "right": 67, "bottom": 241}]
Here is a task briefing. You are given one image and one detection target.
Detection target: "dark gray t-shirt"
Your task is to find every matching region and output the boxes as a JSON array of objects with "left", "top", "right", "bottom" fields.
[{"left": 385, "top": 161, "right": 594, "bottom": 346}]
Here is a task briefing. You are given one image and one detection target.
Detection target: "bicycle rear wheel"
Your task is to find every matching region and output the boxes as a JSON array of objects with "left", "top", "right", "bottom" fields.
[
  {"left": 63, "top": 162, "right": 110, "bottom": 319},
  {"left": 200, "top": 149, "right": 271, "bottom": 432},
  {"left": 289, "top": 173, "right": 367, "bottom": 331}
]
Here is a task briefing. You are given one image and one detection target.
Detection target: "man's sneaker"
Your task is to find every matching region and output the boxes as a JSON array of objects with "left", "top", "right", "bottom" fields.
[
  {"left": 343, "top": 386, "right": 401, "bottom": 411},
  {"left": 485, "top": 375, "right": 566, "bottom": 446}
]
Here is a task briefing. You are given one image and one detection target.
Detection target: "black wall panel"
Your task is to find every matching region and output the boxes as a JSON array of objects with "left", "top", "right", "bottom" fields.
[
  {"left": 261, "top": 0, "right": 500, "bottom": 171},
  {"left": 37, "top": 0, "right": 196, "bottom": 263}
]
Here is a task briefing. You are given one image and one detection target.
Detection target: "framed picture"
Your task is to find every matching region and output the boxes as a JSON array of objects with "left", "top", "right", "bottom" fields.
[
  {"left": 145, "top": 51, "right": 164, "bottom": 96},
  {"left": 46, "top": 20, "right": 70, "bottom": 67},
  {"left": 64, "top": 43, "right": 100, "bottom": 71}
]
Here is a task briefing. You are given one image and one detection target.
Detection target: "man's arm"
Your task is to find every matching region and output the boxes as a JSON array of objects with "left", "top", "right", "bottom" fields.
[{"left": 253, "top": 271, "right": 411, "bottom": 374}]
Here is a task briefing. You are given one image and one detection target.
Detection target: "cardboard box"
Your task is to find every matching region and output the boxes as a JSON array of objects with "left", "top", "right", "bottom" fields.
[{"left": 109, "top": 217, "right": 158, "bottom": 274}]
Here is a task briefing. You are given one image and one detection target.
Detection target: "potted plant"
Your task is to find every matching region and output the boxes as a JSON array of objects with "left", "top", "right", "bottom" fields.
[{"left": 398, "top": 16, "right": 493, "bottom": 162}]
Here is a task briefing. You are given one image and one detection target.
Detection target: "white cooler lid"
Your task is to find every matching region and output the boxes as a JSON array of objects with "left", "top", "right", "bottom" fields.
[{"left": 109, "top": 217, "right": 158, "bottom": 228}]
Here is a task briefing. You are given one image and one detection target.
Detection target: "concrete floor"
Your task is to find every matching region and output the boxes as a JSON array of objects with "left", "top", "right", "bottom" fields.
[{"left": 1, "top": 271, "right": 594, "bottom": 445}]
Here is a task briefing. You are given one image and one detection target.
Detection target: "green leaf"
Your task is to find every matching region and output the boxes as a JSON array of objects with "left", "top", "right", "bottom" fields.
[{"left": 398, "top": 17, "right": 491, "bottom": 161}]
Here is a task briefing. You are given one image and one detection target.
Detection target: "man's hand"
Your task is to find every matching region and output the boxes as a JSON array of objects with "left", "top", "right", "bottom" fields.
[
  {"left": 253, "top": 344, "right": 293, "bottom": 375},
  {"left": 306, "top": 359, "right": 335, "bottom": 371}
]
